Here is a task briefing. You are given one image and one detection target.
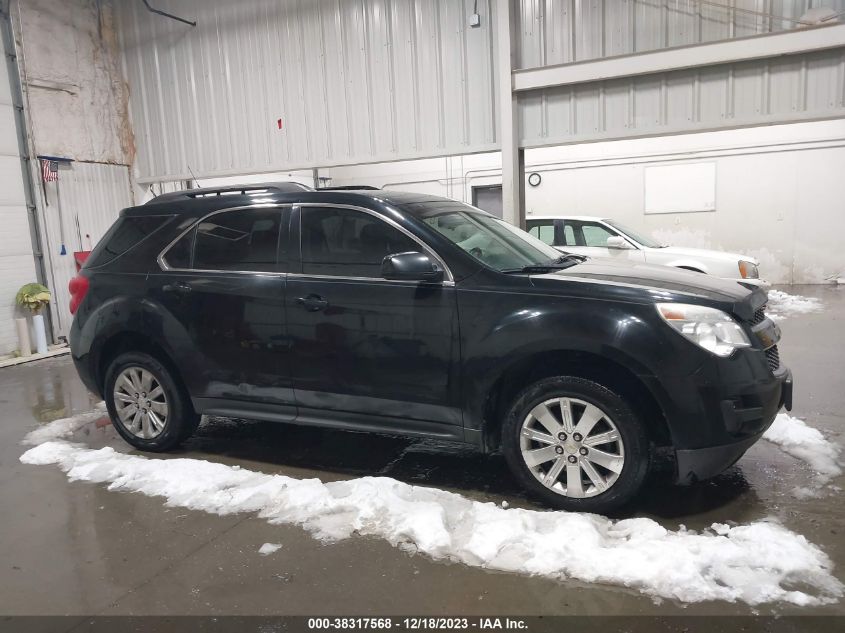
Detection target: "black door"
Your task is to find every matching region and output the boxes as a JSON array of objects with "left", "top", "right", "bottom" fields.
[
  {"left": 150, "top": 206, "right": 295, "bottom": 417},
  {"left": 286, "top": 205, "right": 461, "bottom": 435}
]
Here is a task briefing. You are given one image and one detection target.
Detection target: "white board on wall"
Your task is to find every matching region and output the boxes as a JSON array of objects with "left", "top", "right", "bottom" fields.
[{"left": 644, "top": 162, "right": 716, "bottom": 214}]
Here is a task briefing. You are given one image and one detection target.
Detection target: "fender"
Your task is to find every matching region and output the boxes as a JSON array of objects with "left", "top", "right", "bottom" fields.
[
  {"left": 75, "top": 294, "right": 196, "bottom": 393},
  {"left": 456, "top": 288, "right": 703, "bottom": 436}
]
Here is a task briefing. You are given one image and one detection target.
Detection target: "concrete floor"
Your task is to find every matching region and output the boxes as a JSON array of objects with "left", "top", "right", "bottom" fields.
[{"left": 1, "top": 285, "right": 843, "bottom": 617}]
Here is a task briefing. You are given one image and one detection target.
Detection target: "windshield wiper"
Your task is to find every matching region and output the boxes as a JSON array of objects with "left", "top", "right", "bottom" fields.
[
  {"left": 501, "top": 254, "right": 587, "bottom": 274},
  {"left": 551, "top": 253, "right": 587, "bottom": 264}
]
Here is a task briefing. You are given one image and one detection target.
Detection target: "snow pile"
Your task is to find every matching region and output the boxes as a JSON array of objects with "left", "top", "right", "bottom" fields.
[
  {"left": 763, "top": 414, "right": 842, "bottom": 490},
  {"left": 22, "top": 402, "right": 107, "bottom": 446},
  {"left": 258, "top": 543, "right": 282, "bottom": 556},
  {"left": 20, "top": 440, "right": 843, "bottom": 606},
  {"left": 767, "top": 290, "right": 823, "bottom": 321}
]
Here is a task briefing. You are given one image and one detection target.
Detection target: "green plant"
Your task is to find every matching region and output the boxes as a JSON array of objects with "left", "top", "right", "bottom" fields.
[{"left": 16, "top": 283, "right": 51, "bottom": 315}]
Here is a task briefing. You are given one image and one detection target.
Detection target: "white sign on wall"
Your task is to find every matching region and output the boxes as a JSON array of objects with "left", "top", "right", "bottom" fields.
[{"left": 644, "top": 162, "right": 716, "bottom": 214}]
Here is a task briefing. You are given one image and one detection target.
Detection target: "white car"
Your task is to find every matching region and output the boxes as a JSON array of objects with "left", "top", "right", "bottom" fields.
[{"left": 526, "top": 215, "right": 765, "bottom": 286}]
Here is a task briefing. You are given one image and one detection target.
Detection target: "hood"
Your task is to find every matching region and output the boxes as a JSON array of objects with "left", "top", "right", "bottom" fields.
[
  {"left": 529, "top": 258, "right": 766, "bottom": 318},
  {"left": 658, "top": 245, "right": 757, "bottom": 265}
]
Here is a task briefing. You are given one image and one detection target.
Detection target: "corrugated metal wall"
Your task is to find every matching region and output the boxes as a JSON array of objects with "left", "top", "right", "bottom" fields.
[
  {"left": 516, "top": 0, "right": 845, "bottom": 68},
  {"left": 117, "top": 0, "right": 845, "bottom": 183},
  {"left": 117, "top": 0, "right": 499, "bottom": 183},
  {"left": 40, "top": 162, "right": 132, "bottom": 338},
  {"left": 519, "top": 46, "right": 845, "bottom": 147}
]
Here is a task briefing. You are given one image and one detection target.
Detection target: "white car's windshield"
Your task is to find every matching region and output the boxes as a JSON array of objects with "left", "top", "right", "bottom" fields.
[
  {"left": 418, "top": 204, "right": 568, "bottom": 271},
  {"left": 605, "top": 220, "right": 665, "bottom": 248}
]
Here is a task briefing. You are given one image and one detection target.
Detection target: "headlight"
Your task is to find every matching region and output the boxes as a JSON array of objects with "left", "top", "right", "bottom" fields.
[
  {"left": 656, "top": 303, "right": 751, "bottom": 357},
  {"left": 738, "top": 260, "right": 759, "bottom": 279}
]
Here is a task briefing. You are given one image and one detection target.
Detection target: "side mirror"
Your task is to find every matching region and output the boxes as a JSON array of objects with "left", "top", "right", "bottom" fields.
[
  {"left": 381, "top": 251, "right": 444, "bottom": 283},
  {"left": 606, "top": 236, "right": 632, "bottom": 250}
]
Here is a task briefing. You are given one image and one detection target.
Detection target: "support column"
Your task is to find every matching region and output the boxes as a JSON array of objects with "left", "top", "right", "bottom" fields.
[{"left": 496, "top": 0, "right": 525, "bottom": 228}]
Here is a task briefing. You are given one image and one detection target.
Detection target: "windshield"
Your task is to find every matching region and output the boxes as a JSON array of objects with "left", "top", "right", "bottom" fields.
[
  {"left": 420, "top": 205, "right": 563, "bottom": 271},
  {"left": 604, "top": 220, "right": 665, "bottom": 248}
]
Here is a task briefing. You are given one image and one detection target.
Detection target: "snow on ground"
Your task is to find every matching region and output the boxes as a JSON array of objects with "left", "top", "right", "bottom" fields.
[
  {"left": 258, "top": 543, "right": 282, "bottom": 556},
  {"left": 767, "top": 290, "right": 823, "bottom": 321},
  {"left": 22, "top": 402, "right": 106, "bottom": 446},
  {"left": 763, "top": 414, "right": 842, "bottom": 495},
  {"left": 20, "top": 438, "right": 844, "bottom": 607}
]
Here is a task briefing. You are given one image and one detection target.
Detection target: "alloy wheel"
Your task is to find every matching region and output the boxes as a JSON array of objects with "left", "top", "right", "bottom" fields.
[
  {"left": 519, "top": 397, "right": 625, "bottom": 498},
  {"left": 113, "top": 366, "right": 169, "bottom": 439}
]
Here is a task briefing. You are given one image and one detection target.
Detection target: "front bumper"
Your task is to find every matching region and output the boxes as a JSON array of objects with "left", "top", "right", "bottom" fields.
[{"left": 674, "top": 367, "right": 792, "bottom": 484}]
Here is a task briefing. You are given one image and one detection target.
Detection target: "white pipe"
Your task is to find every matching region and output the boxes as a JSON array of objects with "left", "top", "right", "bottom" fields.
[{"left": 32, "top": 313, "right": 48, "bottom": 355}]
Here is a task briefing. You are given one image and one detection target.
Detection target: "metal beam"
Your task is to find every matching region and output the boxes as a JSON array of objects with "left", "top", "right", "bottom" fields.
[
  {"left": 513, "top": 23, "right": 845, "bottom": 92},
  {"left": 496, "top": 0, "right": 524, "bottom": 228}
]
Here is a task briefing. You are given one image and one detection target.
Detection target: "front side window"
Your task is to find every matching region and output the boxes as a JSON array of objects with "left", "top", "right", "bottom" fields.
[
  {"left": 579, "top": 222, "right": 617, "bottom": 247},
  {"left": 300, "top": 207, "right": 419, "bottom": 278},
  {"left": 164, "top": 208, "right": 284, "bottom": 272},
  {"left": 419, "top": 203, "right": 562, "bottom": 271}
]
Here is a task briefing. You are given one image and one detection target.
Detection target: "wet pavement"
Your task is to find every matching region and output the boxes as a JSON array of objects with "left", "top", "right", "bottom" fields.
[{"left": 0, "top": 285, "right": 843, "bottom": 616}]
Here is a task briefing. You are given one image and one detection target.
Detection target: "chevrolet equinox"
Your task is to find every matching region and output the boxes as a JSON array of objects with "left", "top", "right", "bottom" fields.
[{"left": 68, "top": 184, "right": 793, "bottom": 513}]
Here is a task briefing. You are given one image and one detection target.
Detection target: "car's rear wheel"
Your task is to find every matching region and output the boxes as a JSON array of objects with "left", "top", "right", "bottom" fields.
[
  {"left": 502, "top": 376, "right": 649, "bottom": 513},
  {"left": 104, "top": 352, "right": 199, "bottom": 451}
]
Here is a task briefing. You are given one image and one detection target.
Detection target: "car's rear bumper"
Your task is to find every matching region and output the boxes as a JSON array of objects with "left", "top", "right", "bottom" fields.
[{"left": 674, "top": 367, "right": 792, "bottom": 484}]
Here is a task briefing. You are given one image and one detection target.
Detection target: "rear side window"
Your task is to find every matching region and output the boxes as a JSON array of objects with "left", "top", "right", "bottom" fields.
[
  {"left": 85, "top": 216, "right": 169, "bottom": 268},
  {"left": 168, "top": 208, "right": 283, "bottom": 272}
]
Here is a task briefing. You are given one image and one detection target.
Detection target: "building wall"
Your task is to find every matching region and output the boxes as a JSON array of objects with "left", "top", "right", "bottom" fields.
[
  {"left": 515, "top": 0, "right": 845, "bottom": 68},
  {"left": 0, "top": 8, "right": 37, "bottom": 355},
  {"left": 327, "top": 119, "right": 845, "bottom": 284},
  {"left": 116, "top": 0, "right": 499, "bottom": 183},
  {"left": 14, "top": 0, "right": 132, "bottom": 164},
  {"left": 11, "top": 0, "right": 136, "bottom": 342},
  {"left": 116, "top": 0, "right": 845, "bottom": 183}
]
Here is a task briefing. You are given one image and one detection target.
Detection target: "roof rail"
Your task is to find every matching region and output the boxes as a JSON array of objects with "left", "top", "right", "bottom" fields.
[
  {"left": 147, "top": 182, "right": 313, "bottom": 204},
  {"left": 317, "top": 185, "right": 381, "bottom": 191}
]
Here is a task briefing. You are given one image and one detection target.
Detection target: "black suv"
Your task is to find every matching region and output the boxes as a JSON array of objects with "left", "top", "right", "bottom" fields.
[{"left": 68, "top": 184, "right": 792, "bottom": 512}]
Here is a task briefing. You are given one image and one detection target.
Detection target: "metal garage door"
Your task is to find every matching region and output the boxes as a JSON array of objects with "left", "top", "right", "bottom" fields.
[
  {"left": 0, "top": 34, "right": 37, "bottom": 355},
  {"left": 40, "top": 162, "right": 133, "bottom": 339}
]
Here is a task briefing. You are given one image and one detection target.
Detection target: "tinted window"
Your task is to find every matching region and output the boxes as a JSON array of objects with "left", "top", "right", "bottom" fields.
[
  {"left": 562, "top": 223, "right": 576, "bottom": 246},
  {"left": 580, "top": 222, "right": 617, "bottom": 247},
  {"left": 300, "top": 207, "right": 419, "bottom": 278},
  {"left": 85, "top": 215, "right": 169, "bottom": 268},
  {"left": 527, "top": 220, "right": 555, "bottom": 245},
  {"left": 164, "top": 229, "right": 194, "bottom": 268},
  {"left": 422, "top": 210, "right": 560, "bottom": 272},
  {"left": 192, "top": 208, "right": 282, "bottom": 271}
]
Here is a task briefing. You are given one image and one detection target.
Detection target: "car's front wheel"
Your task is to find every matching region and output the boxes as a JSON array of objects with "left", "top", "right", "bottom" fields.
[
  {"left": 104, "top": 351, "right": 200, "bottom": 451},
  {"left": 502, "top": 376, "right": 649, "bottom": 513}
]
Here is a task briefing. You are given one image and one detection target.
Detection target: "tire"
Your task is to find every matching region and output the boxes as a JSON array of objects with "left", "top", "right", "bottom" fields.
[
  {"left": 502, "top": 376, "right": 650, "bottom": 513},
  {"left": 104, "top": 351, "right": 200, "bottom": 452}
]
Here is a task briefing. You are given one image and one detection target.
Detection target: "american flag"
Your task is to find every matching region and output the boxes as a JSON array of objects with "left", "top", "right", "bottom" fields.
[{"left": 41, "top": 159, "right": 58, "bottom": 182}]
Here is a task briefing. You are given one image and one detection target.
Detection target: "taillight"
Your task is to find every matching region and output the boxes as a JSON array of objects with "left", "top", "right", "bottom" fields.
[{"left": 69, "top": 275, "right": 90, "bottom": 315}]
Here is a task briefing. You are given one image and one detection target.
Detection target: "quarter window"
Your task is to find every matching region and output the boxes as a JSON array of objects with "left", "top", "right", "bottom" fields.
[
  {"left": 526, "top": 220, "right": 555, "bottom": 246},
  {"left": 300, "top": 207, "right": 419, "bottom": 278}
]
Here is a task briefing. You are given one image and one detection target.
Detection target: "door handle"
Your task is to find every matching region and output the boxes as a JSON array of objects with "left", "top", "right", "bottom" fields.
[
  {"left": 163, "top": 281, "right": 193, "bottom": 295},
  {"left": 296, "top": 294, "right": 328, "bottom": 312}
]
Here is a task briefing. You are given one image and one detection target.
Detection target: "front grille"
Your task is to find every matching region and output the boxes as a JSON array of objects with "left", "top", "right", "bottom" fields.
[
  {"left": 765, "top": 345, "right": 780, "bottom": 371},
  {"left": 749, "top": 304, "right": 767, "bottom": 325}
]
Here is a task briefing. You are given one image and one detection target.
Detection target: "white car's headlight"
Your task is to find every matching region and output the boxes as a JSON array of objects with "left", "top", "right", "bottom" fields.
[
  {"left": 656, "top": 303, "right": 751, "bottom": 357},
  {"left": 738, "top": 260, "right": 759, "bottom": 279}
]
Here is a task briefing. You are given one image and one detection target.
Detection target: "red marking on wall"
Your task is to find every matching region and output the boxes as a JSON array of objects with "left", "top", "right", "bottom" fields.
[{"left": 277, "top": 118, "right": 283, "bottom": 130}]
